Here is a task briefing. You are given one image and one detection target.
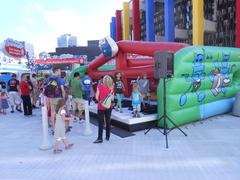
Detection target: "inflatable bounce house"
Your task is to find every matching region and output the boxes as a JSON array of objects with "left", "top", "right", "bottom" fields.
[
  {"left": 158, "top": 46, "right": 240, "bottom": 128},
  {"left": 72, "top": 36, "right": 240, "bottom": 130}
]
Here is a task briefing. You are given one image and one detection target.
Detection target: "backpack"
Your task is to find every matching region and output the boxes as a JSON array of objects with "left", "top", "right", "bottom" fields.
[{"left": 44, "top": 77, "right": 62, "bottom": 98}]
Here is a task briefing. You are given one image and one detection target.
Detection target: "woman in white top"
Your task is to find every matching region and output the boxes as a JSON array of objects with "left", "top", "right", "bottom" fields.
[{"left": 53, "top": 99, "right": 73, "bottom": 154}]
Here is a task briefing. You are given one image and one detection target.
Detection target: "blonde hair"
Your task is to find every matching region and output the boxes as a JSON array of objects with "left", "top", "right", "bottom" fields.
[
  {"left": 1, "top": 92, "right": 6, "bottom": 96},
  {"left": 103, "top": 75, "right": 113, "bottom": 88},
  {"left": 21, "top": 74, "right": 27, "bottom": 81},
  {"left": 132, "top": 83, "right": 139, "bottom": 89}
]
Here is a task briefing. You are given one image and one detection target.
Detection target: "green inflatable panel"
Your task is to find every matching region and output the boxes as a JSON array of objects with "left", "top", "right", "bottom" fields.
[
  {"left": 157, "top": 46, "right": 240, "bottom": 128},
  {"left": 69, "top": 65, "right": 115, "bottom": 81},
  {"left": 69, "top": 65, "right": 87, "bottom": 80},
  {"left": 98, "top": 65, "right": 115, "bottom": 71}
]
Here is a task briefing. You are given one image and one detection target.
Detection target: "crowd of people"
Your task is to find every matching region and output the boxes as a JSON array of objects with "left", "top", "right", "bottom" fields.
[
  {"left": 0, "top": 68, "right": 151, "bottom": 154},
  {"left": 0, "top": 73, "right": 39, "bottom": 115}
]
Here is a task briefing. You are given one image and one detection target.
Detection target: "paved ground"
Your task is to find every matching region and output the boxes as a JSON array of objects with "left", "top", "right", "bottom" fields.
[{"left": 0, "top": 109, "right": 240, "bottom": 180}]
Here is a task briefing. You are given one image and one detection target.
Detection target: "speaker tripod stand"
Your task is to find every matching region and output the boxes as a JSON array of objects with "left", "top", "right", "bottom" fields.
[{"left": 144, "top": 77, "right": 187, "bottom": 148}]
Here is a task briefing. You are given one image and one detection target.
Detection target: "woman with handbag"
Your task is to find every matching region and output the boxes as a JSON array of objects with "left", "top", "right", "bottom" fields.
[{"left": 93, "top": 75, "right": 114, "bottom": 143}]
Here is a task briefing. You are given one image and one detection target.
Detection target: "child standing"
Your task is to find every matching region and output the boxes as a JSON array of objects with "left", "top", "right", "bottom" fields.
[
  {"left": 53, "top": 99, "right": 74, "bottom": 154},
  {"left": 131, "top": 83, "right": 142, "bottom": 118},
  {"left": 0, "top": 92, "right": 9, "bottom": 115},
  {"left": 38, "top": 88, "right": 45, "bottom": 107},
  {"left": 137, "top": 73, "right": 150, "bottom": 109},
  {"left": 38, "top": 79, "right": 45, "bottom": 107},
  {"left": 115, "top": 72, "right": 124, "bottom": 113}
]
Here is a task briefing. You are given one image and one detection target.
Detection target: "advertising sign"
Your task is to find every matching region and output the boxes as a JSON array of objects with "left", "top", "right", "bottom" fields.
[
  {"left": 35, "top": 58, "right": 84, "bottom": 64},
  {"left": 4, "top": 38, "right": 25, "bottom": 58}
]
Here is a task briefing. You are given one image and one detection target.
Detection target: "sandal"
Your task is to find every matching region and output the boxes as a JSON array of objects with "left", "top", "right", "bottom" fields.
[
  {"left": 65, "top": 144, "right": 74, "bottom": 150},
  {"left": 53, "top": 149, "right": 62, "bottom": 154}
]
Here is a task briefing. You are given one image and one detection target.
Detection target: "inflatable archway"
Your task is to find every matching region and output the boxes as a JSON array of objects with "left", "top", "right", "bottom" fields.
[{"left": 158, "top": 46, "right": 240, "bottom": 128}]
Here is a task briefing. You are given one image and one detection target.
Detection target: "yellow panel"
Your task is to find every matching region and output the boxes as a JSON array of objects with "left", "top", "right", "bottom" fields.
[
  {"left": 192, "top": 0, "right": 204, "bottom": 45},
  {"left": 123, "top": 2, "right": 130, "bottom": 40}
]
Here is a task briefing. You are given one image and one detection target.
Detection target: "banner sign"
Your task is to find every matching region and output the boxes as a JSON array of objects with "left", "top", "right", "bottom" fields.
[
  {"left": 4, "top": 39, "right": 25, "bottom": 58},
  {"left": 34, "top": 64, "right": 52, "bottom": 71},
  {"left": 35, "top": 58, "right": 84, "bottom": 64}
]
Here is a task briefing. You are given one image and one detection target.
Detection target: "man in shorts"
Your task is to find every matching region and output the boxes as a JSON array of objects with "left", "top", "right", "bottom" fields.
[
  {"left": 45, "top": 67, "right": 65, "bottom": 129},
  {"left": 8, "top": 74, "right": 22, "bottom": 113},
  {"left": 70, "top": 72, "right": 85, "bottom": 121}
]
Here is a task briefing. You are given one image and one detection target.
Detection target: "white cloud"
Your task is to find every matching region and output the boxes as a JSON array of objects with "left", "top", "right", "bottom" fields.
[
  {"left": 23, "top": 17, "right": 35, "bottom": 26},
  {"left": 33, "top": 1, "right": 45, "bottom": 13},
  {"left": 43, "top": 8, "right": 82, "bottom": 35},
  {"left": 32, "top": 35, "right": 57, "bottom": 57},
  {"left": 29, "top": 0, "right": 127, "bottom": 55},
  {"left": 16, "top": 26, "right": 31, "bottom": 34},
  {"left": 39, "top": 7, "right": 109, "bottom": 46},
  {"left": 0, "top": 0, "right": 128, "bottom": 57}
]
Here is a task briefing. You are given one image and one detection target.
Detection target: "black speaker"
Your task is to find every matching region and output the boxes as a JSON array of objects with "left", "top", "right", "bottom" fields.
[{"left": 154, "top": 51, "right": 174, "bottom": 79}]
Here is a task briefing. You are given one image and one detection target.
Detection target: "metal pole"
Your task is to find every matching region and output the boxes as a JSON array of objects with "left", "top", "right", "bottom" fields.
[{"left": 163, "top": 78, "right": 169, "bottom": 148}]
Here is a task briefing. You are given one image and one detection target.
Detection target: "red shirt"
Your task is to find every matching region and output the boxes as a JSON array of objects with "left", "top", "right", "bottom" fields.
[
  {"left": 97, "top": 84, "right": 110, "bottom": 110},
  {"left": 19, "top": 81, "right": 30, "bottom": 96}
]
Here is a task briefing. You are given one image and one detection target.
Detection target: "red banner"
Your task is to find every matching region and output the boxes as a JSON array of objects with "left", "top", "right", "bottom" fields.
[
  {"left": 5, "top": 46, "right": 25, "bottom": 58},
  {"left": 35, "top": 58, "right": 84, "bottom": 64}
]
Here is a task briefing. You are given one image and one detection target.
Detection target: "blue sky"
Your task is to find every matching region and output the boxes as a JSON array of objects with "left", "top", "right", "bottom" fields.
[{"left": 0, "top": 0, "right": 126, "bottom": 55}]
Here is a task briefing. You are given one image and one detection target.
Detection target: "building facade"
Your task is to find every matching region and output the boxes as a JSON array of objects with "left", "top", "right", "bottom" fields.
[
  {"left": 68, "top": 36, "right": 77, "bottom": 47},
  {"left": 50, "top": 40, "right": 101, "bottom": 64},
  {"left": 57, "top": 34, "right": 77, "bottom": 48},
  {"left": 110, "top": 0, "right": 239, "bottom": 47}
]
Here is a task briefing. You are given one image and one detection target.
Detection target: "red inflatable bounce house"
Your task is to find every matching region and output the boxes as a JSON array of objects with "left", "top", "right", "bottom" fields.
[{"left": 88, "top": 40, "right": 188, "bottom": 97}]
